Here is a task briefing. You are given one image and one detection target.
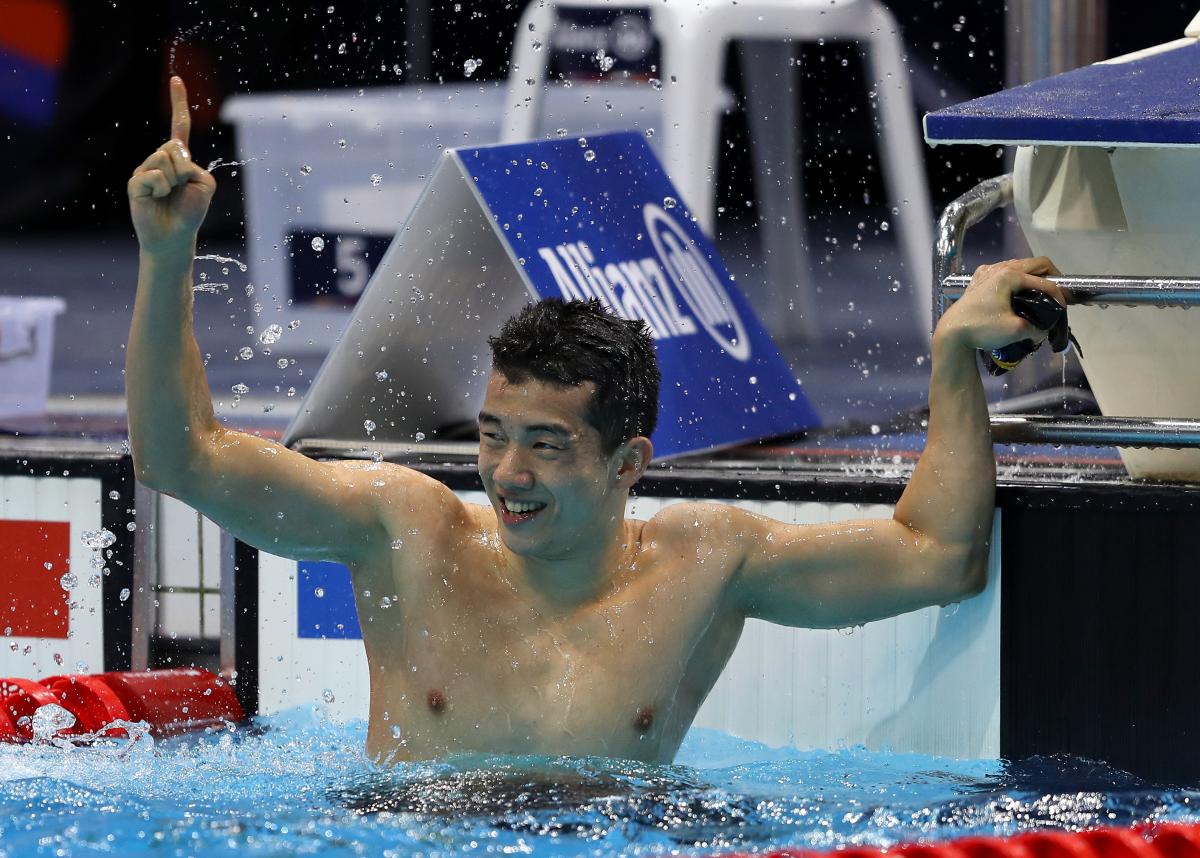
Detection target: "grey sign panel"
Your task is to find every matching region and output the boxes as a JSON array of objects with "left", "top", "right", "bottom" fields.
[{"left": 282, "top": 155, "right": 535, "bottom": 447}]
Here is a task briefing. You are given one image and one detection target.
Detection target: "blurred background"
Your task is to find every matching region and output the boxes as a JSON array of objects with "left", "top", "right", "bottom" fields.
[{"left": 1, "top": 0, "right": 1196, "bottom": 432}]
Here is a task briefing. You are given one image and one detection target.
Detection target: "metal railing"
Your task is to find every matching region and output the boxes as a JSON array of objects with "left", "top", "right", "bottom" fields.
[{"left": 934, "top": 174, "right": 1200, "bottom": 450}]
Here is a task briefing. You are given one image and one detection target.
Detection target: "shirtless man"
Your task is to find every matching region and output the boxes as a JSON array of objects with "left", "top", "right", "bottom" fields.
[{"left": 127, "top": 78, "right": 1065, "bottom": 765}]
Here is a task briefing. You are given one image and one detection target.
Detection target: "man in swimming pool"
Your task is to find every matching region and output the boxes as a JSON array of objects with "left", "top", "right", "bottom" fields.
[{"left": 128, "top": 78, "right": 1067, "bottom": 764}]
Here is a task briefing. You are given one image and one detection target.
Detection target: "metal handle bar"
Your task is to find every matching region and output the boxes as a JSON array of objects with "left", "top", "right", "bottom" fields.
[
  {"left": 989, "top": 414, "right": 1200, "bottom": 450},
  {"left": 940, "top": 275, "right": 1200, "bottom": 308}
]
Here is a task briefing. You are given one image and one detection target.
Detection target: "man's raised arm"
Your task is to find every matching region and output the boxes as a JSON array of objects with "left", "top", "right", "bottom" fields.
[
  {"left": 724, "top": 258, "right": 1068, "bottom": 628},
  {"left": 126, "top": 77, "right": 453, "bottom": 564}
]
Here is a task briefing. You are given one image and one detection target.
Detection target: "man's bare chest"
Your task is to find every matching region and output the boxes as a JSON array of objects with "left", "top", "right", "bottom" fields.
[{"left": 352, "top": 534, "right": 741, "bottom": 759}]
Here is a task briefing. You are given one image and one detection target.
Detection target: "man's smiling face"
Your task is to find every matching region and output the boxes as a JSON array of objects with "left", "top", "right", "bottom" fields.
[{"left": 477, "top": 371, "right": 622, "bottom": 559}]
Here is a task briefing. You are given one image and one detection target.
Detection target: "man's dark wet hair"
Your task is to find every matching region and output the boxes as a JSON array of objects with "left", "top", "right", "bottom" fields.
[{"left": 488, "top": 298, "right": 660, "bottom": 453}]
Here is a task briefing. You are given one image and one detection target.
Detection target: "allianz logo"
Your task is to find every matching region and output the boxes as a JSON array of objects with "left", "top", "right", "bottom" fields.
[{"left": 535, "top": 203, "right": 751, "bottom": 361}]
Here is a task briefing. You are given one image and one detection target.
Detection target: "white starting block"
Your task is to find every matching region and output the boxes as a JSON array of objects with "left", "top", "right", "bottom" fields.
[{"left": 925, "top": 19, "right": 1200, "bottom": 481}]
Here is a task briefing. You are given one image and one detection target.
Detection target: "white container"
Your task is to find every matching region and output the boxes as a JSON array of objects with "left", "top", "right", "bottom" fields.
[
  {"left": 221, "top": 82, "right": 661, "bottom": 350},
  {"left": 0, "top": 296, "right": 65, "bottom": 419}
]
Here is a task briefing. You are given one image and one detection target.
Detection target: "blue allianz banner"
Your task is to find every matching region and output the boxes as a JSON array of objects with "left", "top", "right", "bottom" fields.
[
  {"left": 297, "top": 560, "right": 361, "bottom": 640},
  {"left": 455, "top": 132, "right": 820, "bottom": 457}
]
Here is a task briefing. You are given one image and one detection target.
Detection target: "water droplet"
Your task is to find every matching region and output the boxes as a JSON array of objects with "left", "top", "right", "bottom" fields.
[
  {"left": 311, "top": 236, "right": 326, "bottom": 251},
  {"left": 584, "top": 150, "right": 596, "bottom": 162},
  {"left": 649, "top": 78, "right": 662, "bottom": 90},
  {"left": 277, "top": 358, "right": 289, "bottom": 369},
  {"left": 238, "top": 346, "right": 254, "bottom": 360},
  {"left": 369, "top": 173, "right": 382, "bottom": 187},
  {"left": 108, "top": 490, "right": 120, "bottom": 500},
  {"left": 322, "top": 689, "right": 336, "bottom": 703},
  {"left": 532, "top": 40, "right": 543, "bottom": 51},
  {"left": 390, "top": 725, "right": 403, "bottom": 738},
  {"left": 336, "top": 139, "right": 347, "bottom": 149},
  {"left": 414, "top": 431, "right": 426, "bottom": 442},
  {"left": 463, "top": 58, "right": 482, "bottom": 77},
  {"left": 81, "top": 529, "right": 116, "bottom": 550},
  {"left": 125, "top": 521, "right": 137, "bottom": 531},
  {"left": 364, "top": 419, "right": 377, "bottom": 433},
  {"left": 300, "top": 164, "right": 313, "bottom": 175},
  {"left": 59, "top": 573, "right": 78, "bottom": 591},
  {"left": 314, "top": 586, "right": 325, "bottom": 598},
  {"left": 379, "top": 596, "right": 392, "bottom": 609},
  {"left": 231, "top": 383, "right": 250, "bottom": 395},
  {"left": 119, "top": 587, "right": 131, "bottom": 602},
  {"left": 870, "top": 424, "right": 881, "bottom": 435},
  {"left": 375, "top": 370, "right": 389, "bottom": 381},
  {"left": 337, "top": 42, "right": 347, "bottom": 55},
  {"left": 390, "top": 539, "right": 404, "bottom": 550},
  {"left": 880, "top": 220, "right": 890, "bottom": 232},
  {"left": 663, "top": 196, "right": 677, "bottom": 209},
  {"left": 259, "top": 324, "right": 284, "bottom": 345}
]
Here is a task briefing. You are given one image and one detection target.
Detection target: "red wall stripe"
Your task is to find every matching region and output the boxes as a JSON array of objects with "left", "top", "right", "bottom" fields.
[{"left": 0, "top": 519, "right": 70, "bottom": 639}]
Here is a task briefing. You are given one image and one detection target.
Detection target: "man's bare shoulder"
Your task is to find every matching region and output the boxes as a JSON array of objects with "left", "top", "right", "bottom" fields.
[
  {"left": 640, "top": 501, "right": 756, "bottom": 550},
  {"left": 330, "top": 460, "right": 474, "bottom": 531}
]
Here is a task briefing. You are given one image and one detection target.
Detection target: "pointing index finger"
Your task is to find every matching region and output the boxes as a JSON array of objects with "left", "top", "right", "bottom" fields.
[{"left": 169, "top": 76, "right": 191, "bottom": 150}]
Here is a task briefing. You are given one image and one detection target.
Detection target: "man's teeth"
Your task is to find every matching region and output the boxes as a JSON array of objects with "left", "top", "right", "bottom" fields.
[{"left": 506, "top": 500, "right": 544, "bottom": 514}]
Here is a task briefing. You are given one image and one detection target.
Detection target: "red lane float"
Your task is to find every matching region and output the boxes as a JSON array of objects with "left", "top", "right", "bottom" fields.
[
  {"left": 97, "top": 668, "right": 243, "bottom": 737},
  {"left": 0, "top": 668, "right": 243, "bottom": 742},
  {"left": 692, "top": 823, "right": 1200, "bottom": 858}
]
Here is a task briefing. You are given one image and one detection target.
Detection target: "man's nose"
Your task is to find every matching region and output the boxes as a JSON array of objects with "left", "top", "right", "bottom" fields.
[{"left": 493, "top": 446, "right": 534, "bottom": 489}]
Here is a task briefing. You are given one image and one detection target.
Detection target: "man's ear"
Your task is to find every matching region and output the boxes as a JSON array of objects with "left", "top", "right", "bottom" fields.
[{"left": 613, "top": 437, "right": 653, "bottom": 488}]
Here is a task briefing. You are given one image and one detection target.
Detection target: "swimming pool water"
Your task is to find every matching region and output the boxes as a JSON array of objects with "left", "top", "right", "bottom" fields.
[{"left": 2, "top": 709, "right": 1198, "bottom": 858}]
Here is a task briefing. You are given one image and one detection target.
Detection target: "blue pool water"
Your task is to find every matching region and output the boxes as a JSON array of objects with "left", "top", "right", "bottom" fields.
[{"left": 2, "top": 709, "right": 1199, "bottom": 858}]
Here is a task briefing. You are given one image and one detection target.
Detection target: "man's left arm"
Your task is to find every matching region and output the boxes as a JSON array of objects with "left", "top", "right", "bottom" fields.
[{"left": 728, "top": 257, "right": 1066, "bottom": 628}]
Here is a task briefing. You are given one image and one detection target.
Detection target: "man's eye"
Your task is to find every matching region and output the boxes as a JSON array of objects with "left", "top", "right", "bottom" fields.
[
  {"left": 482, "top": 432, "right": 503, "bottom": 442},
  {"left": 534, "top": 442, "right": 562, "bottom": 451}
]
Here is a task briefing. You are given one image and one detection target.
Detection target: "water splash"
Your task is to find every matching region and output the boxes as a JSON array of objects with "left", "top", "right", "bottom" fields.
[
  {"left": 194, "top": 253, "right": 248, "bottom": 272},
  {"left": 167, "top": 23, "right": 208, "bottom": 76},
  {"left": 30, "top": 704, "right": 76, "bottom": 740},
  {"left": 205, "top": 157, "right": 259, "bottom": 174},
  {"left": 1, "top": 715, "right": 1198, "bottom": 857}
]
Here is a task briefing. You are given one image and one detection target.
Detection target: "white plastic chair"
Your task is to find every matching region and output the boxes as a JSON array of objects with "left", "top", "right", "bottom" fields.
[{"left": 503, "top": 0, "right": 934, "bottom": 343}]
